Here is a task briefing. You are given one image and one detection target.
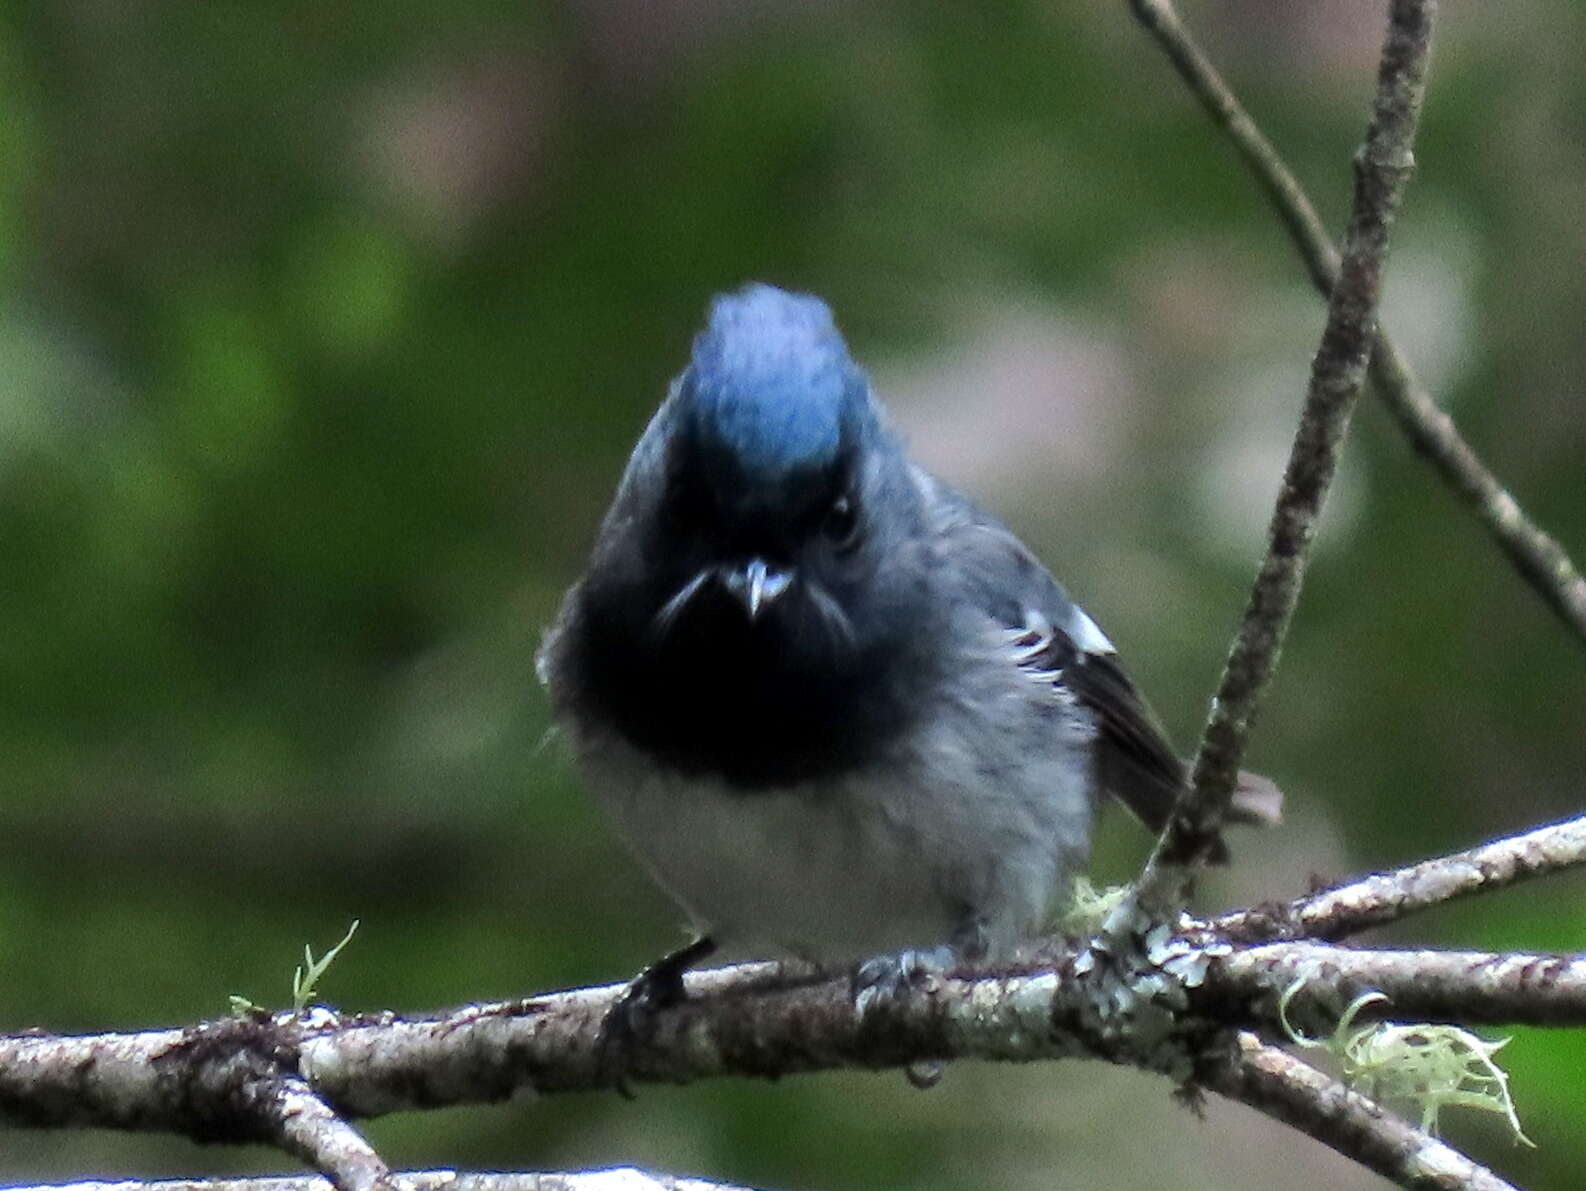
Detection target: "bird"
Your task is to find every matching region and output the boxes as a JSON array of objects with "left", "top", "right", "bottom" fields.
[{"left": 537, "top": 282, "right": 1277, "bottom": 1003}]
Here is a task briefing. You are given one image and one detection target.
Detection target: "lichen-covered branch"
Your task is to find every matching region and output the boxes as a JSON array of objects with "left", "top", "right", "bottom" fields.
[
  {"left": 0, "top": 1015, "right": 391, "bottom": 1191},
  {"left": 6, "top": 936, "right": 1581, "bottom": 1133},
  {"left": 1202, "top": 943, "right": 1586, "bottom": 1028},
  {"left": 1140, "top": 0, "right": 1438, "bottom": 884},
  {"left": 1129, "top": 0, "right": 1586, "bottom": 646},
  {"left": 1202, "top": 1035, "right": 1518, "bottom": 1191},
  {"left": 11, "top": 816, "right": 1574, "bottom": 1191},
  {"left": 1213, "top": 813, "right": 1586, "bottom": 943}
]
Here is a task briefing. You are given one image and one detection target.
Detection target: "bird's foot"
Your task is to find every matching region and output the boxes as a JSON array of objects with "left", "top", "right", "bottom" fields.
[
  {"left": 851, "top": 946, "right": 957, "bottom": 1090},
  {"left": 852, "top": 924, "right": 989, "bottom": 1089},
  {"left": 598, "top": 935, "right": 716, "bottom": 1098},
  {"left": 851, "top": 944, "right": 956, "bottom": 1013}
]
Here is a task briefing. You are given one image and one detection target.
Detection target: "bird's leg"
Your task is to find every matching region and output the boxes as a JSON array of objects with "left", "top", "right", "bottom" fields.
[
  {"left": 599, "top": 934, "right": 717, "bottom": 1097},
  {"left": 851, "top": 920, "right": 988, "bottom": 1090},
  {"left": 851, "top": 917, "right": 988, "bottom": 1001},
  {"left": 851, "top": 943, "right": 955, "bottom": 1005}
]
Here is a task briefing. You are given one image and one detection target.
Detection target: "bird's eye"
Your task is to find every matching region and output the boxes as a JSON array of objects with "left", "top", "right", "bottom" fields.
[{"left": 822, "top": 495, "right": 859, "bottom": 549}]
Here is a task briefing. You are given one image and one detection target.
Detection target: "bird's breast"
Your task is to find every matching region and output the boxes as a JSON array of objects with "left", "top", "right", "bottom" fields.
[{"left": 573, "top": 583, "right": 917, "bottom": 790}]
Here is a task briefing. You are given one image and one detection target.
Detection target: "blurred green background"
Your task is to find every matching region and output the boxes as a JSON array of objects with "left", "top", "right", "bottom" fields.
[{"left": 2, "top": 0, "right": 1584, "bottom": 1187}]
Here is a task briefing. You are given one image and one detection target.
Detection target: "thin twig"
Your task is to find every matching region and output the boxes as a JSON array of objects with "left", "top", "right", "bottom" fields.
[
  {"left": 1127, "top": 0, "right": 1339, "bottom": 293},
  {"left": 1203, "top": 1034, "right": 1519, "bottom": 1191},
  {"left": 1139, "top": 0, "right": 1438, "bottom": 886},
  {"left": 1369, "top": 345, "right": 1586, "bottom": 640},
  {"left": 263, "top": 1075, "right": 394, "bottom": 1191},
  {"left": 1129, "top": 0, "right": 1586, "bottom": 644},
  {"left": 1212, "top": 813, "right": 1586, "bottom": 943}
]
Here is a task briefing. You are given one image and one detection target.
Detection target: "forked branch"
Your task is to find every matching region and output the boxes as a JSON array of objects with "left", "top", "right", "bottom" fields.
[{"left": 1139, "top": 0, "right": 1437, "bottom": 889}]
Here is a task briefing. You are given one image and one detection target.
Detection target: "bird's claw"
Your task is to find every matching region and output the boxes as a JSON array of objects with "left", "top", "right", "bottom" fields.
[
  {"left": 597, "top": 935, "right": 716, "bottom": 1097},
  {"left": 851, "top": 944, "right": 956, "bottom": 1016}
]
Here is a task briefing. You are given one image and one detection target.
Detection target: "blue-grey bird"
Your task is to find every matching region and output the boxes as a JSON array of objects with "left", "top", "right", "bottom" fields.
[{"left": 538, "top": 283, "right": 1276, "bottom": 990}]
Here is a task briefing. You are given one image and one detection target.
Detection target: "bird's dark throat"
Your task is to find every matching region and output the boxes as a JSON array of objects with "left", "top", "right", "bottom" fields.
[{"left": 576, "top": 580, "right": 915, "bottom": 789}]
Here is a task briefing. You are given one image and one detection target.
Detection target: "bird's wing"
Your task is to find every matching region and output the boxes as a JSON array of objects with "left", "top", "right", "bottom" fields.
[
  {"left": 914, "top": 467, "right": 1185, "bottom": 838},
  {"left": 1012, "top": 617, "right": 1188, "bottom": 838}
]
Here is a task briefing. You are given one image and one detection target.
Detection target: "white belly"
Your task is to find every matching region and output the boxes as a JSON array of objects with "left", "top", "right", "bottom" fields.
[{"left": 574, "top": 695, "right": 1096, "bottom": 963}]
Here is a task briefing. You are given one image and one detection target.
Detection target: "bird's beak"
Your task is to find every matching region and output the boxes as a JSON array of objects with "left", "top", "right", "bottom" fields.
[{"left": 722, "top": 558, "right": 793, "bottom": 621}]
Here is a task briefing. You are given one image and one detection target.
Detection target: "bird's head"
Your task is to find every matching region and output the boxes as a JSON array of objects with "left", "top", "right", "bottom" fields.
[
  {"left": 568, "top": 284, "right": 936, "bottom": 784},
  {"left": 645, "top": 283, "right": 907, "bottom": 645}
]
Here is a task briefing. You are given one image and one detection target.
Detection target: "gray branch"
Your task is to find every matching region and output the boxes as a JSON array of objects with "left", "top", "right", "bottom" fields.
[
  {"left": 1128, "top": 0, "right": 1586, "bottom": 645},
  {"left": 1203, "top": 1035, "right": 1518, "bottom": 1191},
  {"left": 1139, "top": 0, "right": 1437, "bottom": 884},
  {"left": 1212, "top": 813, "right": 1586, "bottom": 943},
  {"left": 4, "top": 938, "right": 1579, "bottom": 1128},
  {"left": 265, "top": 1075, "right": 393, "bottom": 1191},
  {"left": 12, "top": 799, "right": 1579, "bottom": 1191},
  {"left": 1204, "top": 943, "right": 1586, "bottom": 1027}
]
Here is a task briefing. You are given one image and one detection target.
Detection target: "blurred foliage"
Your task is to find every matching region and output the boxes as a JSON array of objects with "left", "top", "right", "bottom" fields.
[{"left": 2, "top": 1, "right": 1584, "bottom": 1188}]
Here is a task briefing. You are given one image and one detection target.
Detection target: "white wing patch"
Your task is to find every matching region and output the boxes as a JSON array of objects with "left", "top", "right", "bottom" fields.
[{"left": 1066, "top": 605, "right": 1116, "bottom": 656}]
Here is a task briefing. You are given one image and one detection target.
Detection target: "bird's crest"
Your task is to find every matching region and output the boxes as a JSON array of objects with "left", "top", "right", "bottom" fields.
[{"left": 682, "top": 284, "right": 868, "bottom": 476}]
